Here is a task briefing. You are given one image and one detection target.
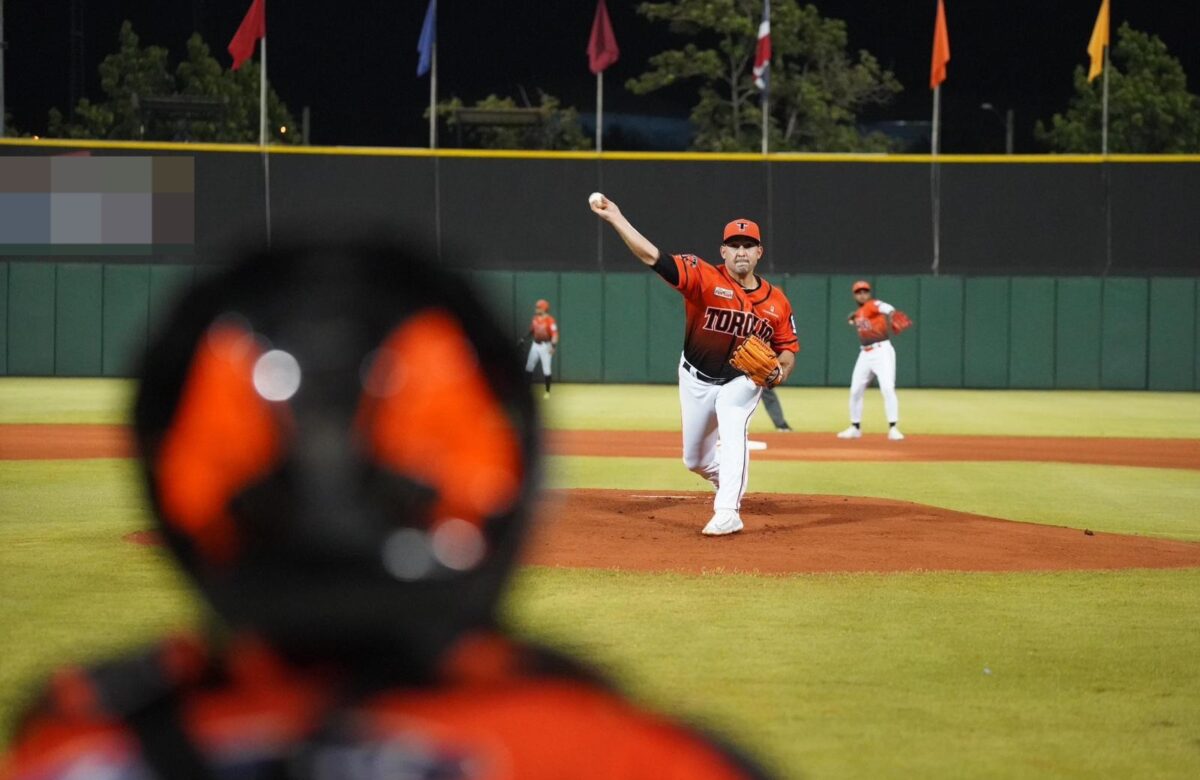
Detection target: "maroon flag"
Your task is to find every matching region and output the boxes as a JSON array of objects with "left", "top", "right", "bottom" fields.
[
  {"left": 228, "top": 0, "right": 266, "bottom": 71},
  {"left": 588, "top": 0, "right": 619, "bottom": 74}
]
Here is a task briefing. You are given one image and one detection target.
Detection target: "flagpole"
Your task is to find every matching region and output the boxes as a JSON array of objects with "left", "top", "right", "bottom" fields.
[
  {"left": 429, "top": 39, "right": 438, "bottom": 149},
  {"left": 260, "top": 33, "right": 271, "bottom": 245},
  {"left": 761, "top": 94, "right": 768, "bottom": 155},
  {"left": 1100, "top": 46, "right": 1109, "bottom": 155},
  {"left": 258, "top": 36, "right": 267, "bottom": 146},
  {"left": 931, "top": 85, "right": 941, "bottom": 275},
  {"left": 596, "top": 71, "right": 603, "bottom": 152}
]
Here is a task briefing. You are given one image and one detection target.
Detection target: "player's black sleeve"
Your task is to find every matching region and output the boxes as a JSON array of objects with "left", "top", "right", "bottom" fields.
[{"left": 651, "top": 253, "right": 680, "bottom": 287}]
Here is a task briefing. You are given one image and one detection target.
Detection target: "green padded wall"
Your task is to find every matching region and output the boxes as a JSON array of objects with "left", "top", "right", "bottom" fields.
[
  {"left": 1147, "top": 278, "right": 1196, "bottom": 391},
  {"left": 647, "top": 276, "right": 682, "bottom": 383},
  {"left": 558, "top": 272, "right": 603, "bottom": 382},
  {"left": 148, "top": 266, "right": 195, "bottom": 337},
  {"left": 1009, "top": 277, "right": 1056, "bottom": 388},
  {"left": 0, "top": 263, "right": 8, "bottom": 375},
  {"left": 602, "top": 274, "right": 649, "bottom": 383},
  {"left": 469, "top": 271, "right": 516, "bottom": 342},
  {"left": 8, "top": 263, "right": 56, "bottom": 376},
  {"left": 874, "top": 275, "right": 920, "bottom": 388},
  {"left": 3, "top": 263, "right": 1195, "bottom": 390},
  {"left": 785, "top": 274, "right": 828, "bottom": 386},
  {"left": 55, "top": 264, "right": 103, "bottom": 375},
  {"left": 963, "top": 278, "right": 1010, "bottom": 388},
  {"left": 917, "top": 276, "right": 963, "bottom": 387},
  {"left": 1055, "top": 277, "right": 1103, "bottom": 389},
  {"left": 1100, "top": 278, "right": 1149, "bottom": 389},
  {"left": 101, "top": 265, "right": 150, "bottom": 377}
]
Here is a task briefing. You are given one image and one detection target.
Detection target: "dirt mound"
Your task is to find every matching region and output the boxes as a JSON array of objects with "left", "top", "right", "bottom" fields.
[{"left": 521, "top": 489, "right": 1200, "bottom": 574}]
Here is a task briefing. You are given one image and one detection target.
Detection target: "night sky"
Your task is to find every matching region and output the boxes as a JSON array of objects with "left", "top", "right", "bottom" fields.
[{"left": 6, "top": 1, "right": 1199, "bottom": 152}]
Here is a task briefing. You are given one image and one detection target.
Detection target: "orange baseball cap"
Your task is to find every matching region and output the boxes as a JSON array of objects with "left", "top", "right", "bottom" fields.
[
  {"left": 722, "top": 219, "right": 761, "bottom": 243},
  {"left": 535, "top": 299, "right": 550, "bottom": 311},
  {"left": 852, "top": 280, "right": 872, "bottom": 293}
]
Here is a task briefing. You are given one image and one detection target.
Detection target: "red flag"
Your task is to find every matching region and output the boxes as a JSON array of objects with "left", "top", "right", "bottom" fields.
[
  {"left": 228, "top": 0, "right": 266, "bottom": 71},
  {"left": 588, "top": 0, "right": 620, "bottom": 75},
  {"left": 930, "top": 0, "right": 950, "bottom": 88}
]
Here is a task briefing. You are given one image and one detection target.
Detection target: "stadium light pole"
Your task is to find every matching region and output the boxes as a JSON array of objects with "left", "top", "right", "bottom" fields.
[{"left": 980, "top": 102, "right": 1014, "bottom": 154}]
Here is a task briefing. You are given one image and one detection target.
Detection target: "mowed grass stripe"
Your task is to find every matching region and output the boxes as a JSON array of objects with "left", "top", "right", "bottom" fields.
[
  {"left": 4, "top": 379, "right": 1200, "bottom": 439},
  {"left": 541, "top": 385, "right": 1200, "bottom": 439},
  {"left": 506, "top": 566, "right": 1200, "bottom": 779},
  {"left": 545, "top": 456, "right": 1200, "bottom": 541}
]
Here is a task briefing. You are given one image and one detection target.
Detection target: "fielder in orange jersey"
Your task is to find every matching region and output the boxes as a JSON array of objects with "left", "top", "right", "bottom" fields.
[
  {"left": 590, "top": 194, "right": 798, "bottom": 536},
  {"left": 525, "top": 298, "right": 559, "bottom": 398},
  {"left": 838, "top": 280, "right": 908, "bottom": 441},
  {"left": 1, "top": 238, "right": 773, "bottom": 780}
]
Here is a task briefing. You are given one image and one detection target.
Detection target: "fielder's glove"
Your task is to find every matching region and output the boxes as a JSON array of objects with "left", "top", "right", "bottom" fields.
[
  {"left": 729, "top": 335, "right": 782, "bottom": 387},
  {"left": 891, "top": 310, "right": 914, "bottom": 334}
]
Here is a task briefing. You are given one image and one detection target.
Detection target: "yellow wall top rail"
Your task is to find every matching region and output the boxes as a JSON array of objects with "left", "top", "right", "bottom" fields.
[{"left": 1, "top": 137, "right": 1198, "bottom": 164}]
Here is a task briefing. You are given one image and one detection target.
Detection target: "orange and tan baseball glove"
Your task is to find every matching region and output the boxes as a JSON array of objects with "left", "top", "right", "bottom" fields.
[
  {"left": 891, "top": 310, "right": 914, "bottom": 334},
  {"left": 729, "top": 335, "right": 781, "bottom": 387}
]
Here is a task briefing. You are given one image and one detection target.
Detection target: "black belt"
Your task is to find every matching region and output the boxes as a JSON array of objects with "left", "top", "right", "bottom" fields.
[{"left": 681, "top": 358, "right": 732, "bottom": 385}]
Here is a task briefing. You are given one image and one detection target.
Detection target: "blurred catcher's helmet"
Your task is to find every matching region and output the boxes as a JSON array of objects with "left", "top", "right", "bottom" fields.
[{"left": 134, "top": 239, "right": 537, "bottom": 669}]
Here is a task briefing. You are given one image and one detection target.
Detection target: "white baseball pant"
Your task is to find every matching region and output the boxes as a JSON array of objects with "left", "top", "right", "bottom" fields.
[
  {"left": 849, "top": 340, "right": 899, "bottom": 424},
  {"left": 678, "top": 357, "right": 762, "bottom": 512},
  {"left": 525, "top": 341, "right": 553, "bottom": 375}
]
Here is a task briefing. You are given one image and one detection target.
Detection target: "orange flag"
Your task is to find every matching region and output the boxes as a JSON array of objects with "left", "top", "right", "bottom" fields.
[
  {"left": 1087, "top": 0, "right": 1110, "bottom": 82},
  {"left": 930, "top": 0, "right": 950, "bottom": 89}
]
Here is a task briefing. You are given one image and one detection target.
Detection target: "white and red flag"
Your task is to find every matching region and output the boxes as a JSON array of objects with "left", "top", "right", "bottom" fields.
[{"left": 753, "top": 0, "right": 771, "bottom": 91}]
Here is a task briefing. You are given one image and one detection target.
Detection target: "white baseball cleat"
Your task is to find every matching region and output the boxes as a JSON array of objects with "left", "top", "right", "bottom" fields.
[
  {"left": 888, "top": 427, "right": 905, "bottom": 441},
  {"left": 702, "top": 509, "right": 744, "bottom": 536},
  {"left": 836, "top": 426, "right": 862, "bottom": 439}
]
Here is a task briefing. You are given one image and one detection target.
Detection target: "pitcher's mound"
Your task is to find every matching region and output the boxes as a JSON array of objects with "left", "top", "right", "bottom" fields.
[{"left": 522, "top": 489, "right": 1200, "bottom": 574}]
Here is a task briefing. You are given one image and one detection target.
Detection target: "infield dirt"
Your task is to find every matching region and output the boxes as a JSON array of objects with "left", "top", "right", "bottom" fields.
[
  {"left": 8, "top": 423, "right": 1200, "bottom": 575},
  {"left": 523, "top": 489, "right": 1200, "bottom": 574}
]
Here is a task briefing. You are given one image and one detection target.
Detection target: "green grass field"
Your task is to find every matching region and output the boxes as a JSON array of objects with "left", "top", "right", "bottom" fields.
[{"left": 1, "top": 378, "right": 1199, "bottom": 777}]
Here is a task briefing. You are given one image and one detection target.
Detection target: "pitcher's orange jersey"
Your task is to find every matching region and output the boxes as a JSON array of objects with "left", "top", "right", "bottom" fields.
[
  {"left": 530, "top": 314, "right": 558, "bottom": 343},
  {"left": 661, "top": 254, "right": 798, "bottom": 380},
  {"left": 851, "top": 299, "right": 895, "bottom": 346}
]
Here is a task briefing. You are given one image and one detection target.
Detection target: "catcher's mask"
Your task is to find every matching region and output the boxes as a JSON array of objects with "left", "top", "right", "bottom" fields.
[{"left": 135, "top": 239, "right": 537, "bottom": 670}]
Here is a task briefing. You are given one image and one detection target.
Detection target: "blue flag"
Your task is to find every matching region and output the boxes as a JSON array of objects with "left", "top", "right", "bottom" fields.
[{"left": 417, "top": 0, "right": 437, "bottom": 77}]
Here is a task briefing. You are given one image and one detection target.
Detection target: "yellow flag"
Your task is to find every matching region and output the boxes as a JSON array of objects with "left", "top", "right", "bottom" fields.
[{"left": 1087, "top": 0, "right": 1110, "bottom": 82}]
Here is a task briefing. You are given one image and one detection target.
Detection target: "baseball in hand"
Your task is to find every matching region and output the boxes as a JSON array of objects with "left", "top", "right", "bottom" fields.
[{"left": 588, "top": 192, "right": 606, "bottom": 208}]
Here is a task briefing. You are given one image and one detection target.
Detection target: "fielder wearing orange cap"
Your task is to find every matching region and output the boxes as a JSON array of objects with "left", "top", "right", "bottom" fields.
[
  {"left": 839, "top": 280, "right": 914, "bottom": 442},
  {"left": 589, "top": 195, "right": 798, "bottom": 537},
  {"left": 525, "top": 299, "right": 559, "bottom": 398}
]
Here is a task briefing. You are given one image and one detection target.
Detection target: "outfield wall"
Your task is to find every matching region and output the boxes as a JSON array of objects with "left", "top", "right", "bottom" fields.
[
  {"left": 2, "top": 262, "right": 1197, "bottom": 390},
  {"left": 1, "top": 140, "right": 1198, "bottom": 277}
]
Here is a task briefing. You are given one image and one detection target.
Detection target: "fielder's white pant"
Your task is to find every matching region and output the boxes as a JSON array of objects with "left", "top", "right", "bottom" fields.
[
  {"left": 525, "top": 341, "right": 553, "bottom": 375},
  {"left": 678, "top": 357, "right": 762, "bottom": 512},
  {"left": 849, "top": 340, "right": 899, "bottom": 424}
]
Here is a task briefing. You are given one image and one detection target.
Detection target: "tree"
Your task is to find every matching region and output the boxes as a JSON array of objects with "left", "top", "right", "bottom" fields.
[
  {"left": 48, "top": 21, "right": 297, "bottom": 144},
  {"left": 431, "top": 92, "right": 590, "bottom": 150},
  {"left": 627, "top": 0, "right": 901, "bottom": 152},
  {"left": 1036, "top": 23, "right": 1200, "bottom": 153}
]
